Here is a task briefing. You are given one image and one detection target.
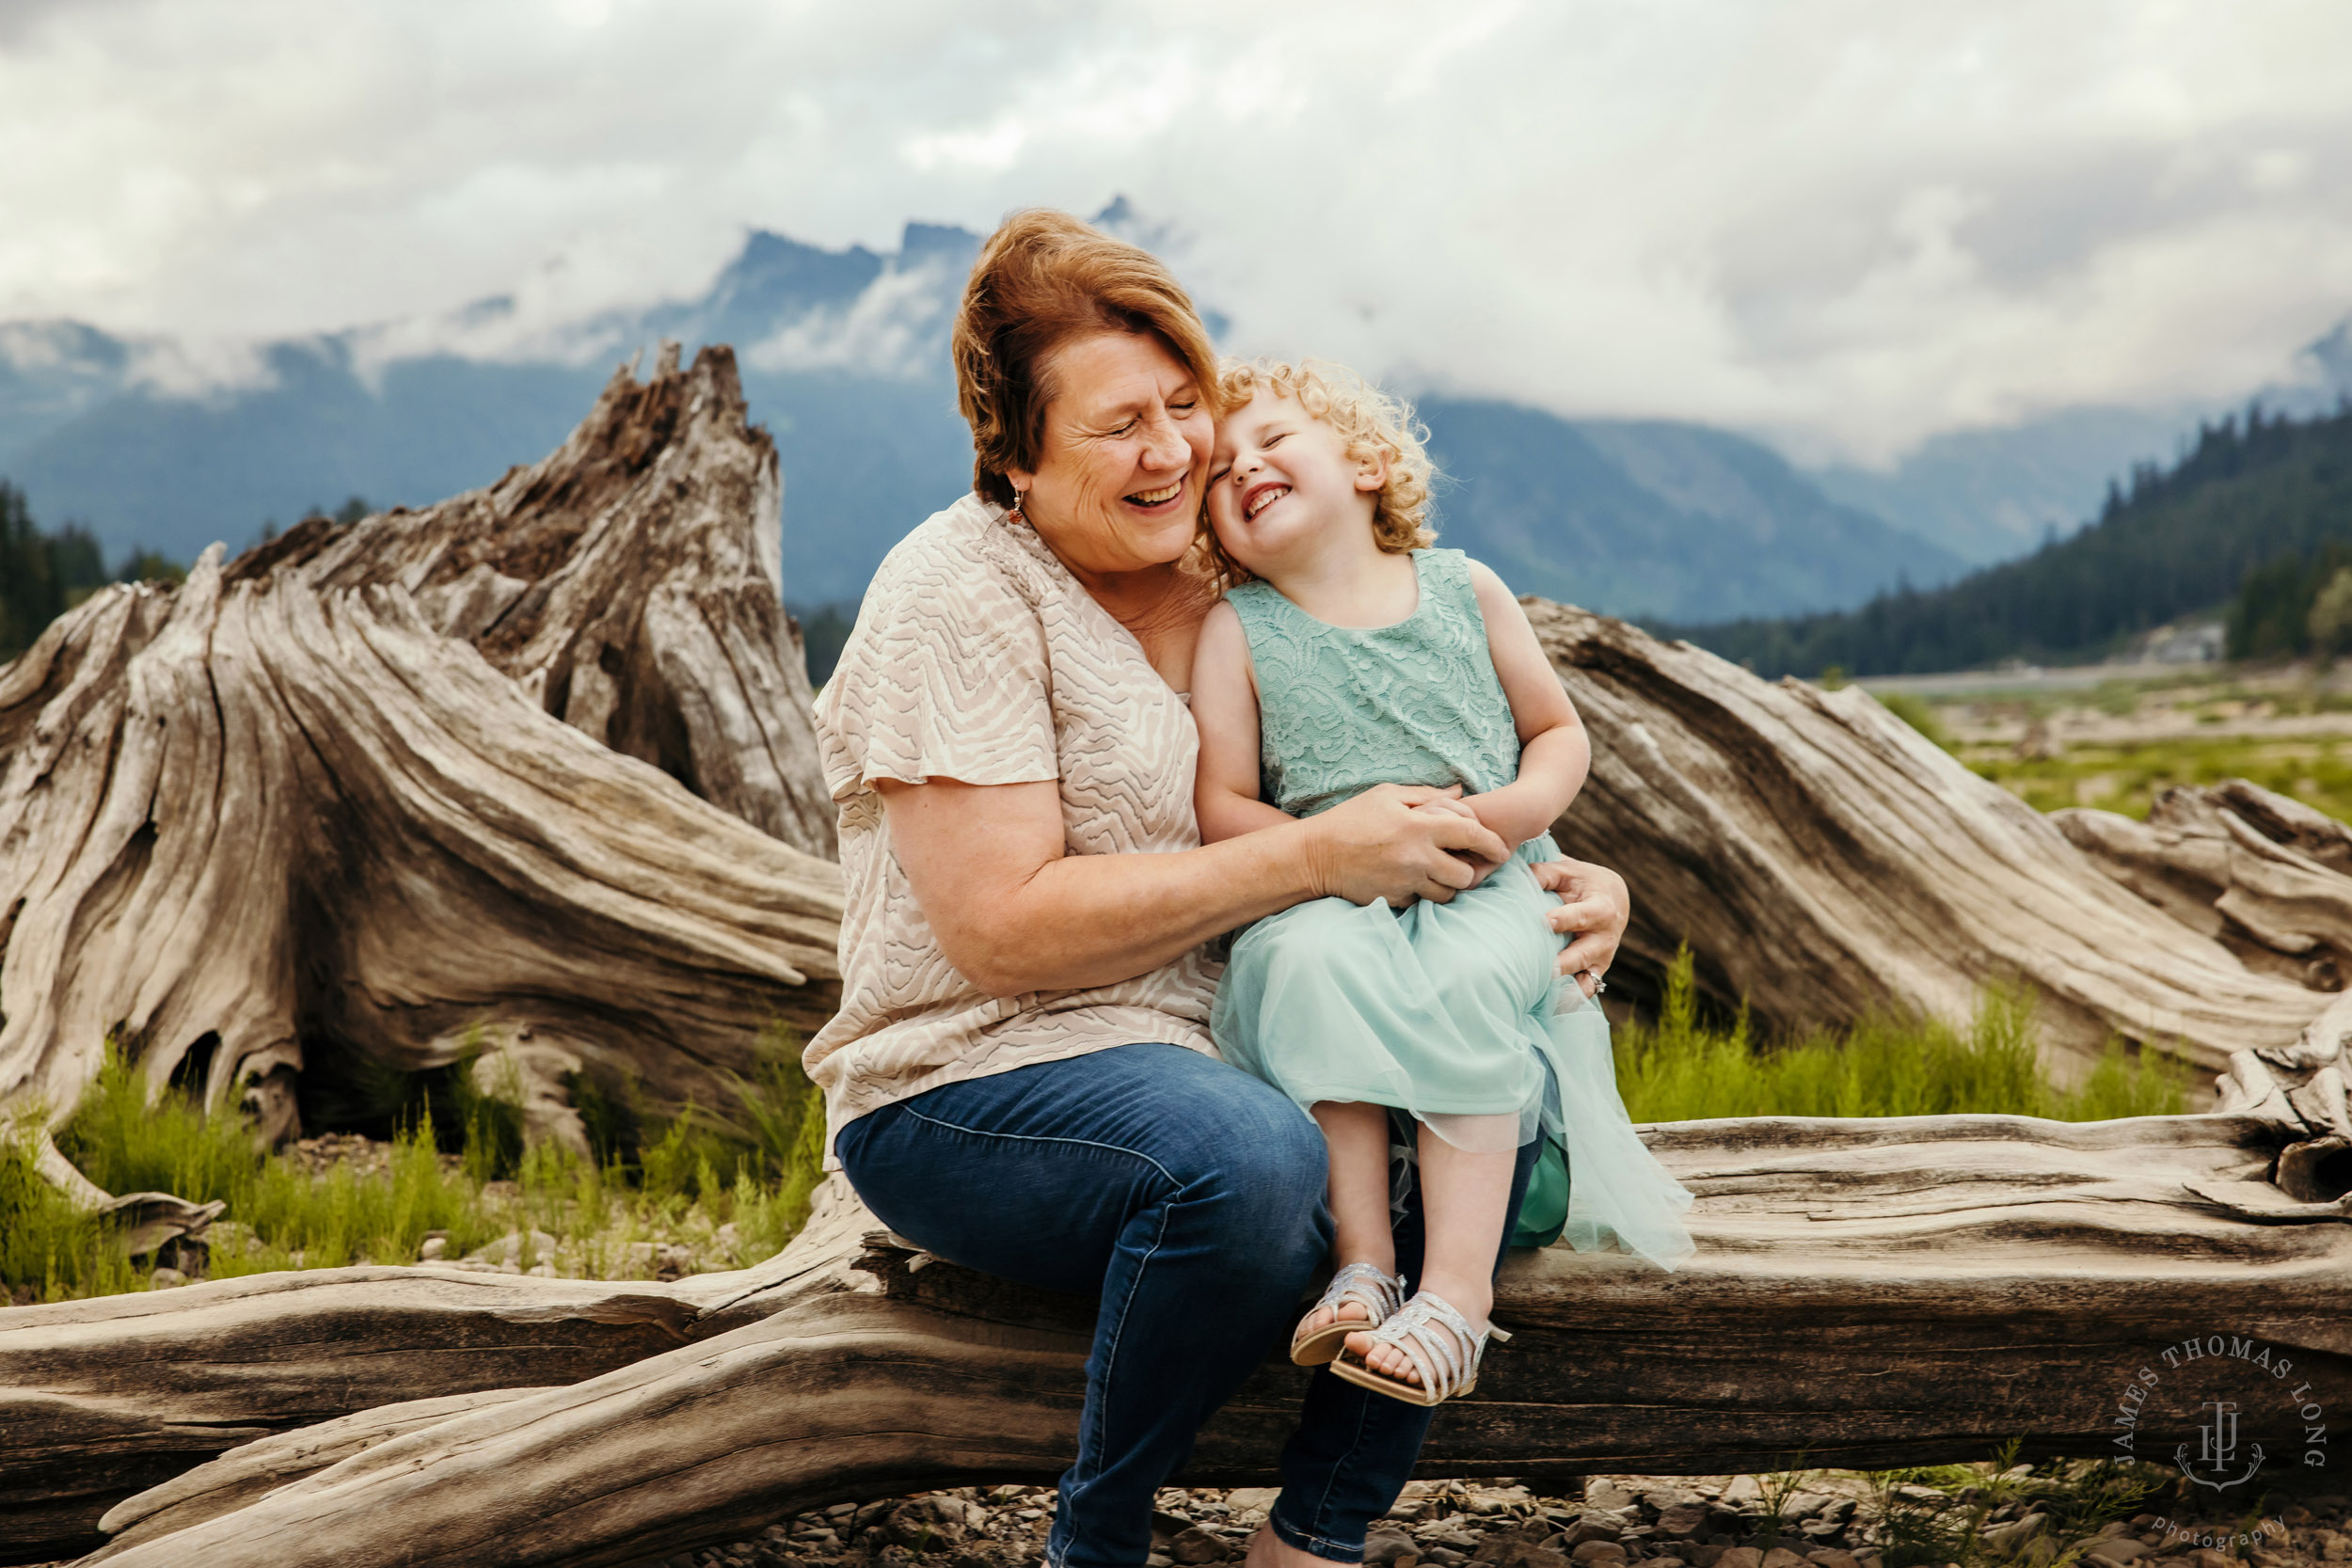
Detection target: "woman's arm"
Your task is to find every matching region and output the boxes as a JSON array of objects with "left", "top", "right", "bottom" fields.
[
  {"left": 1190, "top": 600, "right": 1295, "bottom": 844},
  {"left": 1460, "top": 558, "right": 1593, "bottom": 852},
  {"left": 879, "top": 773, "right": 1509, "bottom": 998}
]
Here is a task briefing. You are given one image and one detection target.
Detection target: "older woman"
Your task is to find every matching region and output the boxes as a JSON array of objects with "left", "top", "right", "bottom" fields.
[{"left": 807, "top": 210, "right": 1632, "bottom": 1568}]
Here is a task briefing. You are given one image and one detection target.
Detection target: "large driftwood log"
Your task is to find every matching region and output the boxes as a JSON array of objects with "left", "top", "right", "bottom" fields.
[
  {"left": 0, "top": 346, "right": 844, "bottom": 1197},
  {"left": 2054, "top": 780, "right": 2352, "bottom": 994},
  {"left": 5, "top": 1022, "right": 2344, "bottom": 1566},
  {"left": 1527, "top": 602, "right": 2344, "bottom": 1090}
]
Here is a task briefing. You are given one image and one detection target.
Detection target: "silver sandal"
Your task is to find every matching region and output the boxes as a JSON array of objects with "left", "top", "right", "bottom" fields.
[
  {"left": 1328, "top": 1289, "right": 1509, "bottom": 1405},
  {"left": 1289, "top": 1260, "right": 1405, "bottom": 1366}
]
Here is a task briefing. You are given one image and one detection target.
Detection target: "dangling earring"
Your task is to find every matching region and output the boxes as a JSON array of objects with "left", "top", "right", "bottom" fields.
[{"left": 1005, "top": 487, "right": 1025, "bottom": 527}]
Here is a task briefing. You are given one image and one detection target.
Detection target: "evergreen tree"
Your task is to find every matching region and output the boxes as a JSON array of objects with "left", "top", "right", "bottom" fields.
[{"left": 1, "top": 483, "right": 112, "bottom": 662}]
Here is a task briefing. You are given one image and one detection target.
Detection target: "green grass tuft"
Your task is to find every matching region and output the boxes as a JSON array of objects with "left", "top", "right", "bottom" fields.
[
  {"left": 1616, "top": 948, "right": 2197, "bottom": 1124},
  {"left": 7, "top": 1024, "right": 833, "bottom": 1304}
]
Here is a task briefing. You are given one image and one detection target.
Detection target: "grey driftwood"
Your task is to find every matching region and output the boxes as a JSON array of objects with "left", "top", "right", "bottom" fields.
[
  {"left": 1528, "top": 601, "right": 2352, "bottom": 1088},
  {"left": 1, "top": 1022, "right": 2341, "bottom": 1566}
]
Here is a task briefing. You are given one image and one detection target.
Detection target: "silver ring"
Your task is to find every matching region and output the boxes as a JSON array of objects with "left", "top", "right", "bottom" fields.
[{"left": 1584, "top": 968, "right": 1607, "bottom": 995}]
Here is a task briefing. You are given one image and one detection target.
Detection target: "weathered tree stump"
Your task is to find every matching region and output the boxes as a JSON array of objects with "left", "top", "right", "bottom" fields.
[{"left": 0, "top": 346, "right": 843, "bottom": 1205}]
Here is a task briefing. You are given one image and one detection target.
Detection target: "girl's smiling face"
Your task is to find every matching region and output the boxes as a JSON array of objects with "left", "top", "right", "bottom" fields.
[{"left": 1204, "top": 388, "right": 1388, "bottom": 579}]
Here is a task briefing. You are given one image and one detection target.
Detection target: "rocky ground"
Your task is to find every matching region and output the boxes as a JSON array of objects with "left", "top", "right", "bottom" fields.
[{"left": 651, "top": 1474, "right": 2352, "bottom": 1568}]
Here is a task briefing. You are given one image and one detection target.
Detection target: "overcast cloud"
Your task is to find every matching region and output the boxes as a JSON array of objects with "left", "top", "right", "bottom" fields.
[{"left": 2, "top": 0, "right": 2347, "bottom": 463}]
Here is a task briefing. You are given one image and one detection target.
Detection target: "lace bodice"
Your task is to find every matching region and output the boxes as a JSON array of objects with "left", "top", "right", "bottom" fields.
[{"left": 1226, "top": 548, "right": 1520, "bottom": 819}]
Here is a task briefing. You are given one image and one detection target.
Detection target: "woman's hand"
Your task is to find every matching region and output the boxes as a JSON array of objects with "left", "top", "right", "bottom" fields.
[
  {"left": 1530, "top": 855, "right": 1631, "bottom": 997},
  {"left": 1305, "top": 784, "right": 1510, "bottom": 908}
]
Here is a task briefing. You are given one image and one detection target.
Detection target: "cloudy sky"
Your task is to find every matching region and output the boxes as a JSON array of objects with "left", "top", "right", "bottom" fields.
[{"left": 3, "top": 0, "right": 2347, "bottom": 463}]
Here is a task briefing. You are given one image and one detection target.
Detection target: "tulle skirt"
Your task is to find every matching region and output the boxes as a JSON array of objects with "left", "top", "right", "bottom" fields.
[{"left": 1212, "top": 834, "right": 1698, "bottom": 1272}]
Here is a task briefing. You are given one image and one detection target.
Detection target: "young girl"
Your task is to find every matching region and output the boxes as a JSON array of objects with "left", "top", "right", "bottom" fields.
[{"left": 1189, "top": 358, "right": 1696, "bottom": 1408}]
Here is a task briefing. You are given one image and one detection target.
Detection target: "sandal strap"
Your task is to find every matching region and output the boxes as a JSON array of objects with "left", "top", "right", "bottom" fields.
[
  {"left": 1353, "top": 1290, "right": 1493, "bottom": 1402},
  {"left": 1313, "top": 1261, "right": 1404, "bottom": 1325}
]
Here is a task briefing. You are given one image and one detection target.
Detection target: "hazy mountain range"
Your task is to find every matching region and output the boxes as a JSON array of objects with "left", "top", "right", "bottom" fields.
[{"left": 2, "top": 209, "right": 2344, "bottom": 624}]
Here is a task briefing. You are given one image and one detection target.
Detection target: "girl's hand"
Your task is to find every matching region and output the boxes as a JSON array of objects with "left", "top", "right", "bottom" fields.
[
  {"left": 1306, "top": 784, "right": 1510, "bottom": 908},
  {"left": 1529, "top": 855, "right": 1630, "bottom": 997}
]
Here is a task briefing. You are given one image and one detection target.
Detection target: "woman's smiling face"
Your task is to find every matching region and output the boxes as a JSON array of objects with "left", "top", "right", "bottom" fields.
[
  {"left": 1008, "top": 329, "right": 1212, "bottom": 580},
  {"left": 1204, "top": 388, "right": 1385, "bottom": 579}
]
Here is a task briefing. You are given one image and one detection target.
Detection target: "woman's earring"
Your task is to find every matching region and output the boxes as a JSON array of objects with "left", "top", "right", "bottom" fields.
[{"left": 1006, "top": 487, "right": 1025, "bottom": 526}]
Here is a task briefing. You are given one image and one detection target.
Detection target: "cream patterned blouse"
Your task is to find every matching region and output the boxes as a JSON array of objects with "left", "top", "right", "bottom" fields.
[{"left": 806, "top": 492, "right": 1219, "bottom": 1167}]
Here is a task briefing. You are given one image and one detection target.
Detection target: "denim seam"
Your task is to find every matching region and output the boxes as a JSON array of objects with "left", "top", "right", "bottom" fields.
[
  {"left": 1069, "top": 1196, "right": 1172, "bottom": 1565},
  {"left": 895, "top": 1102, "right": 1184, "bottom": 1189}
]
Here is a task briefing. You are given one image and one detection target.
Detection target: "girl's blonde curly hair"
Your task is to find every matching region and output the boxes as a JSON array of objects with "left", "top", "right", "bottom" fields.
[{"left": 1202, "top": 356, "right": 1437, "bottom": 586}]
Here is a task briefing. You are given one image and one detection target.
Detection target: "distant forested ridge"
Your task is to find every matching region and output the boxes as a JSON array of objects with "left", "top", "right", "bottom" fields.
[
  {"left": 1664, "top": 403, "right": 2352, "bottom": 678},
  {"left": 0, "top": 482, "right": 184, "bottom": 661}
]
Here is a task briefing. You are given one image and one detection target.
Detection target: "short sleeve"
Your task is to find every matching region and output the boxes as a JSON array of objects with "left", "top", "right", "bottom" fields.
[{"left": 815, "top": 531, "right": 1059, "bottom": 799}]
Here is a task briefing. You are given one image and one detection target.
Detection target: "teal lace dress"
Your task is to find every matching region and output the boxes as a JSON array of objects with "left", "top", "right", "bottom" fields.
[{"left": 1210, "top": 548, "right": 1696, "bottom": 1271}]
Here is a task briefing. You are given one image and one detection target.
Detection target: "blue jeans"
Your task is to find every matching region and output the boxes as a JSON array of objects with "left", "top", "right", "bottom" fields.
[{"left": 833, "top": 1041, "right": 1539, "bottom": 1568}]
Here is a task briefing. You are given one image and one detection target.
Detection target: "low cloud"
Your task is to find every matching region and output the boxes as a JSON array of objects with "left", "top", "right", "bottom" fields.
[{"left": 1, "top": 0, "right": 2347, "bottom": 463}]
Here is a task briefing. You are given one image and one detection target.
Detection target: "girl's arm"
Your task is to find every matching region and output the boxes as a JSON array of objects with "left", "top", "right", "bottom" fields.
[
  {"left": 1462, "top": 558, "right": 1592, "bottom": 851},
  {"left": 1190, "top": 599, "right": 1296, "bottom": 844},
  {"left": 880, "top": 775, "right": 1505, "bottom": 997}
]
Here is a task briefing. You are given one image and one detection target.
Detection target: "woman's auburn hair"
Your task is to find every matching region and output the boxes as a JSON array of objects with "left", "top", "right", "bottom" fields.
[
  {"left": 951, "top": 209, "right": 1222, "bottom": 509},
  {"left": 1200, "top": 356, "right": 1438, "bottom": 588}
]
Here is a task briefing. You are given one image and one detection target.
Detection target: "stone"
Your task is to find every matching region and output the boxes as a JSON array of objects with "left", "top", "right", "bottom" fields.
[
  {"left": 2187, "top": 1553, "right": 2235, "bottom": 1568},
  {"left": 1778, "top": 1496, "right": 1836, "bottom": 1523},
  {"left": 1426, "top": 1553, "right": 1466, "bottom": 1568},
  {"left": 1498, "top": 1548, "right": 1568, "bottom": 1568},
  {"left": 1759, "top": 1551, "right": 1809, "bottom": 1568},
  {"left": 418, "top": 1236, "right": 447, "bottom": 1259},
  {"left": 1983, "top": 1513, "right": 2049, "bottom": 1552},
  {"left": 1655, "top": 1507, "right": 1712, "bottom": 1541},
  {"left": 464, "top": 1228, "right": 560, "bottom": 1266},
  {"left": 1588, "top": 1484, "right": 1643, "bottom": 1513},
  {"left": 148, "top": 1267, "right": 188, "bottom": 1289},
  {"left": 1714, "top": 1550, "right": 1763, "bottom": 1568},
  {"left": 1686, "top": 1548, "right": 1727, "bottom": 1568},
  {"left": 1804, "top": 1553, "right": 1860, "bottom": 1568},
  {"left": 1647, "top": 1492, "right": 1707, "bottom": 1514},
  {"left": 951, "top": 1548, "right": 1017, "bottom": 1568},
  {"left": 1170, "top": 1527, "right": 1232, "bottom": 1565},
  {"left": 1364, "top": 1530, "right": 1422, "bottom": 1567},
  {"left": 2085, "top": 1539, "right": 2149, "bottom": 1566},
  {"left": 1569, "top": 1545, "right": 1627, "bottom": 1566},
  {"left": 883, "top": 1498, "right": 970, "bottom": 1551},
  {"left": 1566, "top": 1521, "right": 1625, "bottom": 1547}
]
